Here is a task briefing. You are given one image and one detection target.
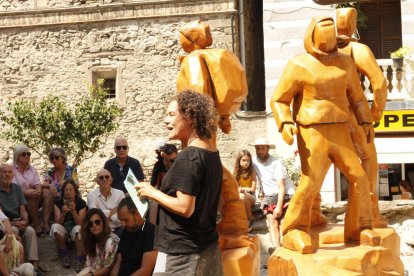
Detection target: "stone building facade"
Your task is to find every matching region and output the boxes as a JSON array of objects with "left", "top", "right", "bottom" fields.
[{"left": 0, "top": 0, "right": 270, "bottom": 196}]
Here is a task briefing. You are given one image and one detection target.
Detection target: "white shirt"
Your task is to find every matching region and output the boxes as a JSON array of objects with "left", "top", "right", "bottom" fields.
[
  {"left": 253, "top": 155, "right": 295, "bottom": 196},
  {"left": 87, "top": 187, "right": 125, "bottom": 230}
]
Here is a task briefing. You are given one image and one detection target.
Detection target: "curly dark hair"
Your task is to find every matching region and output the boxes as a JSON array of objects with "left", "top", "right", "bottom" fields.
[
  {"left": 176, "top": 90, "right": 217, "bottom": 139},
  {"left": 233, "top": 149, "right": 254, "bottom": 181},
  {"left": 81, "top": 208, "right": 111, "bottom": 258},
  {"left": 60, "top": 179, "right": 79, "bottom": 200}
]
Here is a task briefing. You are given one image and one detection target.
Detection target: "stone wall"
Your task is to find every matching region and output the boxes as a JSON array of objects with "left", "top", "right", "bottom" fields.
[{"left": 0, "top": 0, "right": 276, "bottom": 196}]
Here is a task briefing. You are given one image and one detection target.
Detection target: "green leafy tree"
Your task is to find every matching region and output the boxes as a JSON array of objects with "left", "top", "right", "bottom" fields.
[
  {"left": 0, "top": 80, "right": 121, "bottom": 167},
  {"left": 279, "top": 151, "right": 301, "bottom": 188}
]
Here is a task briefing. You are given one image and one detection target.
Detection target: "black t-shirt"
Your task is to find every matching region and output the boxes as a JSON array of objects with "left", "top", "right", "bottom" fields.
[
  {"left": 55, "top": 197, "right": 87, "bottom": 223},
  {"left": 117, "top": 222, "right": 155, "bottom": 276},
  {"left": 156, "top": 146, "right": 222, "bottom": 254},
  {"left": 104, "top": 156, "right": 145, "bottom": 193}
]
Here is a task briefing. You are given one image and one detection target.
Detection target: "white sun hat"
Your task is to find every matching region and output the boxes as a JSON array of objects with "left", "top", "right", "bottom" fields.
[{"left": 250, "top": 137, "right": 275, "bottom": 149}]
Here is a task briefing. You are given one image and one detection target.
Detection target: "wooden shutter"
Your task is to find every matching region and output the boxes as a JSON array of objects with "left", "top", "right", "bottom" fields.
[
  {"left": 358, "top": 0, "right": 402, "bottom": 59},
  {"left": 381, "top": 0, "right": 402, "bottom": 57}
]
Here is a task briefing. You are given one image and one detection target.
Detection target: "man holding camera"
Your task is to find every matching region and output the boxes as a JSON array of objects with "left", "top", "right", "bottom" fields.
[
  {"left": 148, "top": 143, "right": 178, "bottom": 225},
  {"left": 150, "top": 143, "right": 178, "bottom": 188}
]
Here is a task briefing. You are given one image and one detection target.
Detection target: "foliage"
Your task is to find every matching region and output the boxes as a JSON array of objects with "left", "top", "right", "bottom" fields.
[
  {"left": 390, "top": 46, "right": 411, "bottom": 59},
  {"left": 281, "top": 151, "right": 301, "bottom": 187},
  {"left": 0, "top": 80, "right": 121, "bottom": 167},
  {"left": 335, "top": 2, "right": 367, "bottom": 29}
]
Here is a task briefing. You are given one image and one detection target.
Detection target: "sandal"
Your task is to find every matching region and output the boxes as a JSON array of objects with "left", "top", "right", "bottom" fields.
[
  {"left": 62, "top": 255, "right": 71, "bottom": 269},
  {"left": 74, "top": 259, "right": 84, "bottom": 272}
]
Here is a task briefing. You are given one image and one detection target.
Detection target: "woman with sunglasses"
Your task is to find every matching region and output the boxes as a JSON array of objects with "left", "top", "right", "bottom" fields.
[
  {"left": 44, "top": 147, "right": 79, "bottom": 197},
  {"left": 42, "top": 147, "right": 79, "bottom": 233},
  {"left": 50, "top": 179, "right": 86, "bottom": 271},
  {"left": 79, "top": 208, "right": 120, "bottom": 276},
  {"left": 12, "top": 144, "right": 52, "bottom": 235}
]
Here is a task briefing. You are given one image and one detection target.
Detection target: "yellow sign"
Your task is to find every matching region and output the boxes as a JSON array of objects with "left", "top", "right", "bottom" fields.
[{"left": 374, "top": 110, "right": 414, "bottom": 132}]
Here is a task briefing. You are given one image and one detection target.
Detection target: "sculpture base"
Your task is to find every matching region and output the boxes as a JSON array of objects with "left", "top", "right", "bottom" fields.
[
  {"left": 268, "top": 224, "right": 404, "bottom": 275},
  {"left": 221, "top": 235, "right": 261, "bottom": 276}
]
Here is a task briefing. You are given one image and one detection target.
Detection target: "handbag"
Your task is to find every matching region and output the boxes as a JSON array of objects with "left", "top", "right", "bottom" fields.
[{"left": 0, "top": 221, "right": 21, "bottom": 271}]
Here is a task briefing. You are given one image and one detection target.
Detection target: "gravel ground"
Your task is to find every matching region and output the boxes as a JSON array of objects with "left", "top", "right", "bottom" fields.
[{"left": 36, "top": 215, "right": 413, "bottom": 275}]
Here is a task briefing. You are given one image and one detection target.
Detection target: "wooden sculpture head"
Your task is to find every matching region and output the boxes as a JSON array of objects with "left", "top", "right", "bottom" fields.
[
  {"left": 336, "top": 8, "right": 357, "bottom": 40},
  {"left": 179, "top": 20, "right": 213, "bottom": 53},
  {"left": 304, "top": 17, "right": 337, "bottom": 56}
]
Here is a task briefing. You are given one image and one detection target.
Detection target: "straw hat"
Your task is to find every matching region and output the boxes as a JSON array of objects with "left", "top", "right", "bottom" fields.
[{"left": 250, "top": 137, "right": 275, "bottom": 149}]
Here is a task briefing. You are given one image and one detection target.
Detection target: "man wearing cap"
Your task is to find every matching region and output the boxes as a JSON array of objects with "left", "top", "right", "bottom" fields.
[
  {"left": 104, "top": 138, "right": 145, "bottom": 194},
  {"left": 251, "top": 137, "right": 295, "bottom": 251}
]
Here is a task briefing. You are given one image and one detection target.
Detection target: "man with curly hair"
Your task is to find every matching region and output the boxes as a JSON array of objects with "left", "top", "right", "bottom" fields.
[{"left": 136, "top": 91, "right": 223, "bottom": 275}]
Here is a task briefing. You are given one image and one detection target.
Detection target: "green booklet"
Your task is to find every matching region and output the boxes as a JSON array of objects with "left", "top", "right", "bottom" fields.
[{"left": 124, "top": 168, "right": 149, "bottom": 218}]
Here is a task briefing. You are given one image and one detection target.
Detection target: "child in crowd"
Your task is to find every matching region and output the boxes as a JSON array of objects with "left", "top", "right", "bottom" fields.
[{"left": 233, "top": 150, "right": 257, "bottom": 226}]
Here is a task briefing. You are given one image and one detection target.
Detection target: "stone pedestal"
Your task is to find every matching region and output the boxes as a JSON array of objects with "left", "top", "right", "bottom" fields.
[
  {"left": 221, "top": 235, "right": 261, "bottom": 276},
  {"left": 268, "top": 224, "right": 404, "bottom": 275}
]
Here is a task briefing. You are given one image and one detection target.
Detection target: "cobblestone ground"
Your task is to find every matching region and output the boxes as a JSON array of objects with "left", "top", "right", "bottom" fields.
[
  {"left": 38, "top": 235, "right": 77, "bottom": 275},
  {"left": 37, "top": 215, "right": 413, "bottom": 275},
  {"left": 36, "top": 216, "right": 272, "bottom": 276}
]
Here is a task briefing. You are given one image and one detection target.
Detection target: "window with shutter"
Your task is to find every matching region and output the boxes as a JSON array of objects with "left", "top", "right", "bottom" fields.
[{"left": 358, "top": 0, "right": 402, "bottom": 59}]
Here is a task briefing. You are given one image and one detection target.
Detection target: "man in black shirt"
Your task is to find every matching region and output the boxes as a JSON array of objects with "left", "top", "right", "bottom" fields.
[
  {"left": 110, "top": 197, "right": 157, "bottom": 276},
  {"left": 104, "top": 138, "right": 145, "bottom": 193}
]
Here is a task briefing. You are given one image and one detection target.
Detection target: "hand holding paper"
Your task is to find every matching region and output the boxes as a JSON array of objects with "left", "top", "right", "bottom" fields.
[{"left": 124, "top": 169, "right": 149, "bottom": 218}]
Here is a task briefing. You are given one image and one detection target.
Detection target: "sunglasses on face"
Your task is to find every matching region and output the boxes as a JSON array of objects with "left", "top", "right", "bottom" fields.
[
  {"left": 115, "top": 145, "right": 128, "bottom": 150},
  {"left": 88, "top": 219, "right": 102, "bottom": 228},
  {"left": 49, "top": 156, "right": 61, "bottom": 162},
  {"left": 98, "top": 175, "right": 110, "bottom": 180},
  {"left": 21, "top": 152, "right": 31, "bottom": 157}
]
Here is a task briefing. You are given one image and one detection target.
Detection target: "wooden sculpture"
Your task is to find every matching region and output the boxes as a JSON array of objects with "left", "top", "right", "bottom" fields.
[
  {"left": 336, "top": 7, "right": 388, "bottom": 227},
  {"left": 270, "top": 16, "right": 381, "bottom": 254},
  {"left": 177, "top": 20, "right": 248, "bottom": 134},
  {"left": 177, "top": 20, "right": 259, "bottom": 276}
]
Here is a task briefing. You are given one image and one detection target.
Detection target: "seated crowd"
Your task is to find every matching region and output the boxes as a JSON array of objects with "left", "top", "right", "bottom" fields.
[
  {"left": 0, "top": 92, "right": 312, "bottom": 276},
  {"left": 1, "top": 136, "right": 291, "bottom": 275},
  {"left": 0, "top": 137, "right": 156, "bottom": 276}
]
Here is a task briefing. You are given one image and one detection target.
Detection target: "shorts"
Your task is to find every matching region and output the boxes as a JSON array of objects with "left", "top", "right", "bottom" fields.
[
  {"left": 50, "top": 223, "right": 81, "bottom": 242},
  {"left": 153, "top": 243, "right": 223, "bottom": 276},
  {"left": 261, "top": 194, "right": 292, "bottom": 219}
]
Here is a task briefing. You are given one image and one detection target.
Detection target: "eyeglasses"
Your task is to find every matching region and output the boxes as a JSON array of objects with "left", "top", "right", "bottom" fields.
[
  {"left": 115, "top": 145, "right": 128, "bottom": 150},
  {"left": 88, "top": 219, "right": 102, "bottom": 228},
  {"left": 21, "top": 152, "right": 31, "bottom": 157},
  {"left": 49, "top": 156, "right": 61, "bottom": 162},
  {"left": 98, "top": 175, "right": 110, "bottom": 180}
]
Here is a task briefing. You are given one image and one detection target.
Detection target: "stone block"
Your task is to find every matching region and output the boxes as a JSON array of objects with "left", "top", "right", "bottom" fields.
[
  {"left": 221, "top": 235, "right": 260, "bottom": 276},
  {"left": 268, "top": 225, "right": 404, "bottom": 275}
]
